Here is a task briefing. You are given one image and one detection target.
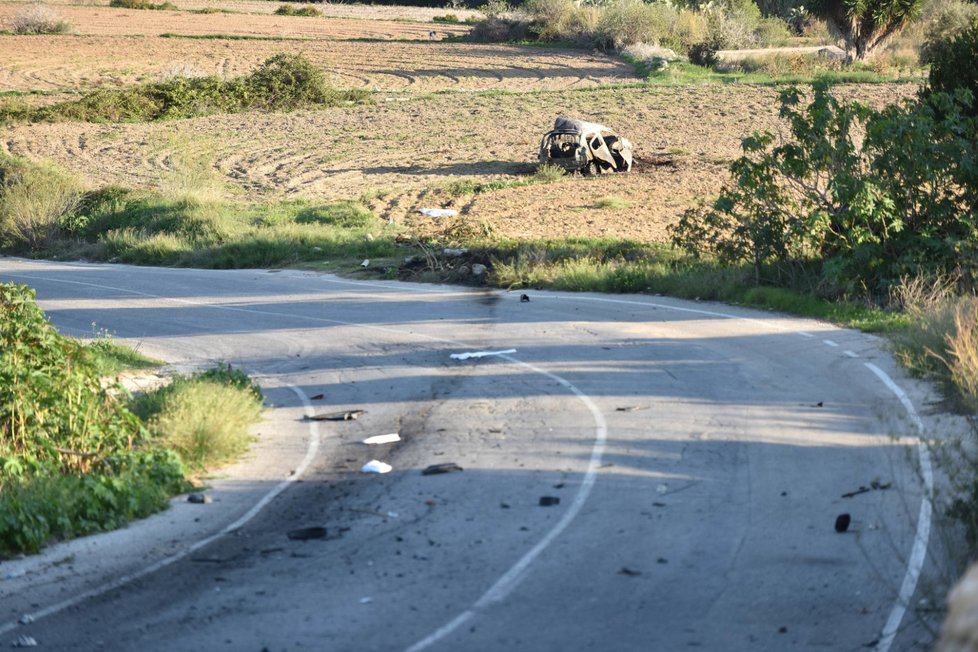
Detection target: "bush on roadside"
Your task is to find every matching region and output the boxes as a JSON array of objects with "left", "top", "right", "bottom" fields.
[
  {"left": 109, "top": 0, "right": 177, "bottom": 9},
  {"left": 0, "top": 154, "right": 82, "bottom": 249},
  {"left": 7, "top": 2, "right": 72, "bottom": 34},
  {"left": 0, "top": 283, "right": 187, "bottom": 554},
  {"left": 922, "top": 17, "right": 978, "bottom": 116}
]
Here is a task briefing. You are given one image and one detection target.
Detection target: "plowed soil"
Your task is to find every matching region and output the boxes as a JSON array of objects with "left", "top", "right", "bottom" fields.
[{"left": 0, "top": 1, "right": 917, "bottom": 243}]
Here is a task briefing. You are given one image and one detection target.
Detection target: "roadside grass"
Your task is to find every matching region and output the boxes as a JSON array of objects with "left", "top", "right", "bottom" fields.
[
  {"left": 130, "top": 364, "right": 264, "bottom": 471},
  {"left": 631, "top": 58, "right": 925, "bottom": 86},
  {"left": 275, "top": 3, "right": 323, "bottom": 17},
  {"left": 0, "top": 53, "right": 369, "bottom": 124},
  {"left": 109, "top": 0, "right": 177, "bottom": 10},
  {"left": 444, "top": 163, "right": 568, "bottom": 197},
  {"left": 86, "top": 335, "right": 161, "bottom": 376}
]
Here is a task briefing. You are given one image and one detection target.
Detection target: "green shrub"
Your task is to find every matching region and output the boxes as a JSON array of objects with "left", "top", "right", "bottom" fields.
[
  {"left": 433, "top": 13, "right": 461, "bottom": 23},
  {"left": 275, "top": 3, "right": 323, "bottom": 16},
  {"left": 27, "top": 53, "right": 368, "bottom": 124},
  {"left": 295, "top": 200, "right": 375, "bottom": 228},
  {"left": 670, "top": 81, "right": 978, "bottom": 295},
  {"left": 0, "top": 154, "right": 82, "bottom": 249},
  {"left": 922, "top": 17, "right": 978, "bottom": 116},
  {"left": 688, "top": 40, "right": 721, "bottom": 66},
  {"left": 148, "top": 379, "right": 263, "bottom": 470},
  {"left": 8, "top": 2, "right": 72, "bottom": 34},
  {"left": 596, "top": 0, "right": 678, "bottom": 50}
]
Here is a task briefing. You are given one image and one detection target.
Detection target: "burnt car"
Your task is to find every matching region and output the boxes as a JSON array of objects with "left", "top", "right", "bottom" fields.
[{"left": 539, "top": 116, "right": 633, "bottom": 174}]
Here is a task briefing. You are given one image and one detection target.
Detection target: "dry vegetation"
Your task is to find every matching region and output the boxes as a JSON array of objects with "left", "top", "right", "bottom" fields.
[{"left": 0, "top": 0, "right": 916, "bottom": 244}]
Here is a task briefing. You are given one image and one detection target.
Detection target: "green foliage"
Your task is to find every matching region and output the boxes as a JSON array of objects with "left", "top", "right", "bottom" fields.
[
  {"left": 6, "top": 54, "right": 368, "bottom": 124},
  {"left": 0, "top": 284, "right": 187, "bottom": 554},
  {"left": 275, "top": 3, "right": 323, "bottom": 15},
  {"left": 922, "top": 17, "right": 978, "bottom": 117},
  {"left": 670, "top": 81, "right": 977, "bottom": 296},
  {"left": 0, "top": 153, "right": 82, "bottom": 249}
]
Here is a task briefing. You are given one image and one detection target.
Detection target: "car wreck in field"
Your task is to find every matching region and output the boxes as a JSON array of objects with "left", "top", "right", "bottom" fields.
[{"left": 539, "top": 117, "right": 633, "bottom": 174}]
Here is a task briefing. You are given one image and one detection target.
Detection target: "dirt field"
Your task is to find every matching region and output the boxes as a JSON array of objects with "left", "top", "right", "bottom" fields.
[{"left": 0, "top": 1, "right": 917, "bottom": 243}]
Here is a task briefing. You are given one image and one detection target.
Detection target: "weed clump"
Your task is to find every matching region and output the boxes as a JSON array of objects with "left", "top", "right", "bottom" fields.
[
  {"left": 7, "top": 2, "right": 72, "bottom": 34},
  {"left": 109, "top": 0, "right": 177, "bottom": 10},
  {"left": 8, "top": 53, "right": 367, "bottom": 124},
  {"left": 275, "top": 3, "right": 322, "bottom": 16},
  {"left": 0, "top": 153, "right": 82, "bottom": 249}
]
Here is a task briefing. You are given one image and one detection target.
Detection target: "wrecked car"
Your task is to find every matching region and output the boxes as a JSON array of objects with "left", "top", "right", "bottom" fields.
[{"left": 539, "top": 117, "right": 633, "bottom": 174}]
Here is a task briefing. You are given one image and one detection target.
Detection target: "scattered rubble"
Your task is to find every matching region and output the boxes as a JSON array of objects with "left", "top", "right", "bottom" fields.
[{"left": 422, "top": 462, "right": 463, "bottom": 475}]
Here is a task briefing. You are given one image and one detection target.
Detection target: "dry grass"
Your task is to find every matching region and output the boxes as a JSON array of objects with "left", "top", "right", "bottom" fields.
[
  {"left": 7, "top": 1, "right": 72, "bottom": 34},
  {"left": 947, "top": 299, "right": 978, "bottom": 412}
]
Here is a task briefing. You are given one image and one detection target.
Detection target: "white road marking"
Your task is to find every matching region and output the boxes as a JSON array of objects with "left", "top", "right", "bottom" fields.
[
  {"left": 0, "top": 386, "right": 321, "bottom": 637},
  {"left": 845, "top": 350, "right": 860, "bottom": 358},
  {"left": 450, "top": 349, "right": 517, "bottom": 360},
  {"left": 823, "top": 339, "right": 839, "bottom": 347},
  {"left": 865, "top": 363, "right": 933, "bottom": 652}
]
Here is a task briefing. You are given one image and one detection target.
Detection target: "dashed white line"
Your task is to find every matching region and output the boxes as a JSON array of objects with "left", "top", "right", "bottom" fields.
[
  {"left": 845, "top": 350, "right": 860, "bottom": 359},
  {"left": 823, "top": 339, "right": 839, "bottom": 347}
]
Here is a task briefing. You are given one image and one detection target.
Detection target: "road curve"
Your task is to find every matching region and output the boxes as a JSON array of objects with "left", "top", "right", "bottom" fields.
[{"left": 0, "top": 258, "right": 947, "bottom": 651}]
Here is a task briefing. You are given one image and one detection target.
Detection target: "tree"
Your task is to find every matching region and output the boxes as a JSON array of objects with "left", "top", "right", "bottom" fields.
[{"left": 812, "top": 0, "right": 922, "bottom": 60}]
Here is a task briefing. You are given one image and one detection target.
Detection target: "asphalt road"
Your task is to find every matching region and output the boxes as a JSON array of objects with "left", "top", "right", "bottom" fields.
[{"left": 0, "top": 258, "right": 951, "bottom": 651}]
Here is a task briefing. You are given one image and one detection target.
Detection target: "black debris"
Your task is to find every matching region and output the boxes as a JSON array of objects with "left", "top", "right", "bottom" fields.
[
  {"left": 834, "top": 514, "right": 851, "bottom": 533},
  {"left": 619, "top": 567, "right": 641, "bottom": 576},
  {"left": 843, "top": 480, "right": 892, "bottom": 498},
  {"left": 657, "top": 558, "right": 668, "bottom": 564},
  {"left": 539, "top": 496, "right": 560, "bottom": 506},
  {"left": 814, "top": 401, "right": 824, "bottom": 408},
  {"left": 287, "top": 526, "right": 328, "bottom": 541},
  {"left": 778, "top": 626, "right": 788, "bottom": 634},
  {"left": 520, "top": 294, "right": 530, "bottom": 303},
  {"left": 310, "top": 393, "right": 325, "bottom": 400},
  {"left": 187, "top": 493, "right": 212, "bottom": 504},
  {"left": 500, "top": 502, "right": 511, "bottom": 509},
  {"left": 422, "top": 462, "right": 464, "bottom": 476}
]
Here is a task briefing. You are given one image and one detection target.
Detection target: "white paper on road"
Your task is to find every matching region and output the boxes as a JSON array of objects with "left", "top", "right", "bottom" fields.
[
  {"left": 362, "top": 433, "right": 401, "bottom": 445},
  {"left": 449, "top": 349, "right": 517, "bottom": 361},
  {"left": 418, "top": 208, "right": 458, "bottom": 218},
  {"left": 361, "top": 460, "right": 393, "bottom": 474}
]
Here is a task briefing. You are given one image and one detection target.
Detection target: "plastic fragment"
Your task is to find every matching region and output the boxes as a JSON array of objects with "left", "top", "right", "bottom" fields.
[
  {"left": 418, "top": 208, "right": 458, "bottom": 218},
  {"left": 362, "top": 433, "right": 401, "bottom": 445},
  {"left": 450, "top": 349, "right": 516, "bottom": 361},
  {"left": 12, "top": 635, "right": 37, "bottom": 648},
  {"left": 834, "top": 513, "right": 851, "bottom": 533},
  {"left": 362, "top": 460, "right": 393, "bottom": 474},
  {"left": 307, "top": 409, "right": 365, "bottom": 421},
  {"left": 287, "top": 526, "right": 327, "bottom": 541},
  {"left": 539, "top": 496, "right": 560, "bottom": 506}
]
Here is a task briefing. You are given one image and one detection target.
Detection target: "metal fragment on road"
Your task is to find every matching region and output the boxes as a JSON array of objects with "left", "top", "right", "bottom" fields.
[
  {"left": 539, "top": 496, "right": 560, "bottom": 506},
  {"left": 520, "top": 294, "right": 530, "bottom": 302},
  {"left": 362, "top": 433, "right": 401, "bottom": 445},
  {"left": 362, "top": 460, "right": 393, "bottom": 474},
  {"left": 835, "top": 514, "right": 851, "bottom": 533},
  {"left": 306, "top": 409, "right": 365, "bottom": 421},
  {"left": 287, "top": 526, "right": 328, "bottom": 541},
  {"left": 187, "top": 493, "right": 212, "bottom": 504},
  {"left": 11, "top": 635, "right": 37, "bottom": 648},
  {"left": 421, "top": 462, "right": 463, "bottom": 476},
  {"left": 450, "top": 349, "right": 516, "bottom": 361}
]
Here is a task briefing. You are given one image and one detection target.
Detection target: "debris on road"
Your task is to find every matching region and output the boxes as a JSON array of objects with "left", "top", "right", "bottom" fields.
[
  {"left": 418, "top": 208, "right": 458, "bottom": 218},
  {"left": 539, "top": 496, "right": 560, "bottom": 506},
  {"left": 17, "top": 616, "right": 33, "bottom": 625},
  {"left": 618, "top": 567, "right": 641, "bottom": 576},
  {"left": 363, "top": 433, "right": 401, "bottom": 445},
  {"left": 361, "top": 259, "right": 370, "bottom": 267},
  {"left": 11, "top": 635, "right": 37, "bottom": 648},
  {"left": 450, "top": 349, "right": 516, "bottom": 361},
  {"left": 360, "top": 596, "right": 373, "bottom": 604},
  {"left": 310, "top": 393, "right": 325, "bottom": 400},
  {"left": 362, "top": 460, "right": 393, "bottom": 474},
  {"left": 842, "top": 480, "right": 892, "bottom": 498},
  {"left": 656, "top": 484, "right": 668, "bottom": 494},
  {"left": 834, "top": 513, "right": 851, "bottom": 533},
  {"left": 422, "top": 462, "right": 463, "bottom": 475},
  {"left": 306, "top": 409, "right": 365, "bottom": 421},
  {"left": 187, "top": 493, "right": 212, "bottom": 504},
  {"left": 520, "top": 294, "right": 530, "bottom": 303},
  {"left": 539, "top": 116, "right": 633, "bottom": 174},
  {"left": 616, "top": 405, "right": 648, "bottom": 412},
  {"left": 287, "top": 526, "right": 328, "bottom": 541}
]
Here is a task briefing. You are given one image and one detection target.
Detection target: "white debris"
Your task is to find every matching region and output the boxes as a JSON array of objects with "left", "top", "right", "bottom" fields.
[
  {"left": 17, "top": 615, "right": 33, "bottom": 625},
  {"left": 450, "top": 349, "right": 517, "bottom": 361},
  {"left": 12, "top": 635, "right": 37, "bottom": 648},
  {"left": 418, "top": 208, "right": 458, "bottom": 218},
  {"left": 471, "top": 263, "right": 487, "bottom": 276},
  {"left": 361, "top": 460, "right": 393, "bottom": 474},
  {"left": 360, "top": 597, "right": 373, "bottom": 604},
  {"left": 656, "top": 484, "right": 668, "bottom": 494},
  {"left": 362, "top": 433, "right": 401, "bottom": 445},
  {"left": 361, "top": 259, "right": 370, "bottom": 267}
]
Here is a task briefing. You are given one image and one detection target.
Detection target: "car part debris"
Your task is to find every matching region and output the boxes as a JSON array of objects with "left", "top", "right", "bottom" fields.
[
  {"left": 539, "top": 116, "right": 633, "bottom": 174},
  {"left": 842, "top": 480, "right": 892, "bottom": 498},
  {"left": 187, "top": 493, "right": 212, "bottom": 504},
  {"left": 12, "top": 635, "right": 37, "bottom": 648},
  {"left": 422, "top": 462, "right": 463, "bottom": 475},
  {"left": 17, "top": 616, "right": 33, "bottom": 625},
  {"left": 834, "top": 513, "right": 851, "bottom": 533},
  {"left": 619, "top": 567, "right": 642, "bottom": 576},
  {"left": 363, "top": 433, "right": 401, "bottom": 445},
  {"left": 418, "top": 208, "right": 458, "bottom": 218},
  {"left": 539, "top": 496, "right": 561, "bottom": 506},
  {"left": 362, "top": 460, "right": 393, "bottom": 474},
  {"left": 287, "top": 526, "right": 328, "bottom": 541},
  {"left": 310, "top": 393, "right": 325, "bottom": 400},
  {"left": 520, "top": 294, "right": 530, "bottom": 302},
  {"left": 306, "top": 409, "right": 365, "bottom": 421},
  {"left": 450, "top": 349, "right": 516, "bottom": 361}
]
